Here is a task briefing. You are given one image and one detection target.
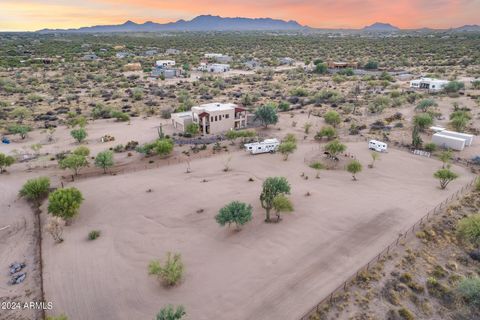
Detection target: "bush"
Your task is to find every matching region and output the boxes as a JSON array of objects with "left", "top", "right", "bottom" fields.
[
  {"left": 364, "top": 60, "right": 378, "bottom": 70},
  {"left": 347, "top": 159, "right": 362, "bottom": 181},
  {"left": 315, "top": 126, "right": 336, "bottom": 140},
  {"left": 278, "top": 141, "right": 297, "bottom": 160},
  {"left": 323, "top": 111, "right": 341, "bottom": 127},
  {"left": 215, "top": 201, "right": 253, "bottom": 230},
  {"left": 254, "top": 103, "right": 278, "bottom": 128},
  {"left": 48, "top": 188, "right": 84, "bottom": 221},
  {"left": 185, "top": 123, "right": 199, "bottom": 135},
  {"left": 457, "top": 277, "right": 480, "bottom": 307},
  {"left": 444, "top": 80, "right": 465, "bottom": 93},
  {"left": 457, "top": 214, "right": 480, "bottom": 247},
  {"left": 110, "top": 111, "right": 130, "bottom": 122},
  {"left": 148, "top": 252, "right": 184, "bottom": 286},
  {"left": 398, "top": 307, "right": 414, "bottom": 320},
  {"left": 70, "top": 128, "right": 87, "bottom": 143},
  {"left": 59, "top": 154, "right": 88, "bottom": 176},
  {"left": 0, "top": 152, "right": 15, "bottom": 173},
  {"left": 434, "top": 168, "right": 458, "bottom": 189},
  {"left": 8, "top": 124, "right": 31, "bottom": 139},
  {"left": 424, "top": 143, "right": 437, "bottom": 153},
  {"left": 413, "top": 113, "right": 433, "bottom": 131},
  {"left": 156, "top": 305, "right": 186, "bottom": 320},
  {"left": 88, "top": 230, "right": 101, "bottom": 240},
  {"left": 95, "top": 150, "right": 114, "bottom": 173},
  {"left": 19, "top": 177, "right": 51, "bottom": 206}
]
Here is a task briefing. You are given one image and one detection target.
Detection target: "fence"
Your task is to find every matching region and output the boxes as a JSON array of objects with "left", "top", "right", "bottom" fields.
[{"left": 299, "top": 176, "right": 479, "bottom": 320}]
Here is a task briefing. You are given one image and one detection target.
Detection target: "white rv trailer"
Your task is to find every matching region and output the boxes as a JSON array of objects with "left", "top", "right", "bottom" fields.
[
  {"left": 431, "top": 133, "right": 466, "bottom": 151},
  {"left": 439, "top": 130, "right": 474, "bottom": 146},
  {"left": 368, "top": 140, "right": 388, "bottom": 152},
  {"left": 244, "top": 139, "right": 280, "bottom": 154}
]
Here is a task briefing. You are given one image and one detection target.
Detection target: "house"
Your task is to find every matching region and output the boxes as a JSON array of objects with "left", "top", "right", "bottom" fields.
[
  {"left": 81, "top": 53, "right": 99, "bottom": 61},
  {"left": 327, "top": 60, "right": 358, "bottom": 69},
  {"left": 244, "top": 59, "right": 261, "bottom": 69},
  {"left": 279, "top": 57, "right": 294, "bottom": 65},
  {"left": 155, "top": 60, "right": 176, "bottom": 68},
  {"left": 430, "top": 128, "right": 474, "bottom": 151},
  {"left": 144, "top": 49, "right": 158, "bottom": 56},
  {"left": 204, "top": 53, "right": 232, "bottom": 63},
  {"left": 150, "top": 67, "right": 181, "bottom": 79},
  {"left": 410, "top": 78, "right": 449, "bottom": 91},
  {"left": 198, "top": 63, "right": 230, "bottom": 73},
  {"left": 171, "top": 103, "right": 247, "bottom": 135},
  {"left": 165, "top": 48, "right": 181, "bottom": 55}
]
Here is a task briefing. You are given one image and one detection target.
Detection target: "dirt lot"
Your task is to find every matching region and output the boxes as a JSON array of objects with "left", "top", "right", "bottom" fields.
[{"left": 32, "top": 141, "right": 474, "bottom": 320}]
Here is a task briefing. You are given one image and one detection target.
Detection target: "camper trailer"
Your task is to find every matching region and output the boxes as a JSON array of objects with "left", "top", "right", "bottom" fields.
[
  {"left": 368, "top": 140, "right": 388, "bottom": 152},
  {"left": 244, "top": 139, "right": 280, "bottom": 155}
]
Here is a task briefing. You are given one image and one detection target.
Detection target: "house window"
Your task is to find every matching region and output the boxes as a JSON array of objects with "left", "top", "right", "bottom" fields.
[
  {"left": 225, "top": 114, "right": 229, "bottom": 119},
  {"left": 211, "top": 117, "right": 213, "bottom": 122},
  {"left": 215, "top": 116, "right": 218, "bottom": 121}
]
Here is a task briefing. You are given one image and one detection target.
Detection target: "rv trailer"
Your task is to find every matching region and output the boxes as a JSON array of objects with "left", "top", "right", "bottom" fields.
[
  {"left": 244, "top": 139, "right": 280, "bottom": 155},
  {"left": 368, "top": 140, "right": 388, "bottom": 152}
]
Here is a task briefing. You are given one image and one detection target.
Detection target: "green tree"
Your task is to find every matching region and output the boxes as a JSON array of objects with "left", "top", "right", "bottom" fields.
[
  {"left": 95, "top": 150, "right": 114, "bottom": 173},
  {"left": 156, "top": 305, "right": 186, "bottom": 320},
  {"left": 444, "top": 81, "right": 465, "bottom": 93},
  {"left": 48, "top": 187, "right": 84, "bottom": 220},
  {"left": 439, "top": 150, "right": 453, "bottom": 168},
  {"left": 457, "top": 214, "right": 480, "bottom": 247},
  {"left": 10, "top": 106, "right": 31, "bottom": 121},
  {"left": 19, "top": 177, "right": 50, "bottom": 207},
  {"left": 346, "top": 159, "right": 362, "bottom": 181},
  {"left": 73, "top": 146, "right": 90, "bottom": 157},
  {"left": 254, "top": 104, "right": 278, "bottom": 128},
  {"left": 148, "top": 252, "right": 184, "bottom": 286},
  {"left": 70, "top": 128, "right": 87, "bottom": 143},
  {"left": 324, "top": 139, "right": 347, "bottom": 159},
  {"left": 272, "top": 194, "right": 293, "bottom": 221},
  {"left": 215, "top": 201, "right": 253, "bottom": 230},
  {"left": 260, "top": 177, "right": 291, "bottom": 222},
  {"left": 413, "top": 113, "right": 433, "bottom": 131},
  {"left": 364, "top": 60, "right": 378, "bottom": 70},
  {"left": 110, "top": 111, "right": 130, "bottom": 122},
  {"left": 415, "top": 99, "right": 437, "bottom": 112},
  {"left": 278, "top": 141, "right": 297, "bottom": 160},
  {"left": 8, "top": 124, "right": 31, "bottom": 139},
  {"left": 323, "top": 111, "right": 341, "bottom": 127},
  {"left": 153, "top": 139, "right": 174, "bottom": 157},
  {"left": 185, "top": 123, "right": 199, "bottom": 136},
  {"left": 0, "top": 153, "right": 15, "bottom": 173},
  {"left": 314, "top": 63, "right": 327, "bottom": 74},
  {"left": 433, "top": 168, "right": 458, "bottom": 189},
  {"left": 59, "top": 154, "right": 88, "bottom": 176},
  {"left": 449, "top": 113, "right": 470, "bottom": 132},
  {"left": 315, "top": 126, "right": 336, "bottom": 141}
]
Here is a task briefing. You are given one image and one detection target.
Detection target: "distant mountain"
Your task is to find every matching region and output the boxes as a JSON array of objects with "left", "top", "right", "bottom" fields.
[
  {"left": 362, "top": 22, "right": 400, "bottom": 32},
  {"left": 452, "top": 24, "right": 480, "bottom": 32},
  {"left": 37, "top": 15, "right": 306, "bottom": 33}
]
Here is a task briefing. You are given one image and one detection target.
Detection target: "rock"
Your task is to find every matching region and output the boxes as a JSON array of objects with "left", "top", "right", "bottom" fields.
[{"left": 469, "top": 250, "right": 480, "bottom": 262}]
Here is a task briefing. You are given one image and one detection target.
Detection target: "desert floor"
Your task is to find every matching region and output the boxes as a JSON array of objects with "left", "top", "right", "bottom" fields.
[{"left": 30, "top": 141, "right": 474, "bottom": 320}]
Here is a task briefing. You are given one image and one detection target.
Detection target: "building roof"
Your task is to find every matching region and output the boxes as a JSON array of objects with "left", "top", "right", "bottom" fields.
[{"left": 193, "top": 102, "right": 236, "bottom": 112}]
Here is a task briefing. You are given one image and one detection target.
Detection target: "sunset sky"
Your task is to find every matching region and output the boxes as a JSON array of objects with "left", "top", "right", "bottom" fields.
[{"left": 1, "top": 0, "right": 479, "bottom": 31}]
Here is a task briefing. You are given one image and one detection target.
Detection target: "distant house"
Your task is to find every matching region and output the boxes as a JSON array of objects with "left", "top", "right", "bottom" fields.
[
  {"left": 165, "top": 48, "right": 181, "bottom": 55},
  {"left": 204, "top": 53, "right": 232, "bottom": 63},
  {"left": 244, "top": 59, "right": 261, "bottom": 69},
  {"left": 171, "top": 103, "right": 247, "bottom": 134},
  {"left": 198, "top": 63, "right": 230, "bottom": 73},
  {"left": 144, "top": 49, "right": 158, "bottom": 56},
  {"left": 410, "top": 78, "right": 449, "bottom": 91},
  {"left": 279, "top": 57, "right": 294, "bottom": 65},
  {"left": 150, "top": 67, "right": 181, "bottom": 79},
  {"left": 81, "top": 53, "right": 99, "bottom": 61},
  {"left": 155, "top": 60, "right": 176, "bottom": 68},
  {"left": 327, "top": 60, "right": 358, "bottom": 69}
]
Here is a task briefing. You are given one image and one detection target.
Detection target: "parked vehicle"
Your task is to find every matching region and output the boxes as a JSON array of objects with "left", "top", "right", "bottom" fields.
[
  {"left": 244, "top": 139, "right": 279, "bottom": 154},
  {"left": 368, "top": 140, "right": 388, "bottom": 152}
]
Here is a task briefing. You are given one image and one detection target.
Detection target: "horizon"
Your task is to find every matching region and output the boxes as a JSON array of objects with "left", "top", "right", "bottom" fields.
[{"left": 1, "top": 0, "right": 480, "bottom": 32}]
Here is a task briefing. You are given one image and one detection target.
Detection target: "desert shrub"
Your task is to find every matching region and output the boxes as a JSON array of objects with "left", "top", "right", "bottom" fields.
[
  {"left": 8, "top": 124, "right": 31, "bottom": 139},
  {"left": 0, "top": 152, "right": 15, "bottom": 173},
  {"left": 323, "top": 110, "right": 341, "bottom": 127},
  {"left": 88, "top": 230, "right": 101, "bottom": 240},
  {"left": 457, "top": 214, "right": 480, "bottom": 247},
  {"left": 315, "top": 126, "right": 336, "bottom": 140},
  {"left": 444, "top": 81, "right": 465, "bottom": 93},
  {"left": 457, "top": 277, "right": 480, "bottom": 307},
  {"left": 110, "top": 111, "right": 130, "bottom": 122},
  {"left": 73, "top": 146, "right": 90, "bottom": 157},
  {"left": 215, "top": 201, "right": 252, "bottom": 230},
  {"left": 290, "top": 87, "right": 309, "bottom": 97},
  {"left": 156, "top": 305, "right": 186, "bottom": 320},
  {"left": 424, "top": 143, "right": 437, "bottom": 152},
  {"left": 278, "top": 141, "right": 297, "bottom": 161},
  {"left": 413, "top": 113, "right": 433, "bottom": 131},
  {"left": 95, "top": 150, "right": 114, "bottom": 173},
  {"left": 272, "top": 194, "right": 293, "bottom": 221},
  {"left": 19, "top": 177, "right": 51, "bottom": 206},
  {"left": 324, "top": 139, "right": 347, "bottom": 159},
  {"left": 434, "top": 168, "right": 458, "bottom": 189},
  {"left": 364, "top": 60, "right": 378, "bottom": 70},
  {"left": 398, "top": 307, "right": 414, "bottom": 320},
  {"left": 48, "top": 188, "right": 84, "bottom": 221},
  {"left": 185, "top": 123, "right": 199, "bottom": 135},
  {"left": 347, "top": 159, "right": 362, "bottom": 181},
  {"left": 46, "top": 216, "right": 65, "bottom": 243},
  {"left": 70, "top": 128, "right": 87, "bottom": 143},
  {"left": 59, "top": 154, "right": 88, "bottom": 176},
  {"left": 416, "top": 99, "right": 437, "bottom": 112},
  {"left": 148, "top": 252, "right": 184, "bottom": 286}
]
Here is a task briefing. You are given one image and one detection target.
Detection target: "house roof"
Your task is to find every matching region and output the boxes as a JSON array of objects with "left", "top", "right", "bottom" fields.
[{"left": 193, "top": 102, "right": 236, "bottom": 112}]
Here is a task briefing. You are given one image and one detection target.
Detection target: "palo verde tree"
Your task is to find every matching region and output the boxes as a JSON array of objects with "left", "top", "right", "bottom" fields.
[
  {"left": 0, "top": 152, "right": 15, "bottom": 173},
  {"left": 254, "top": 103, "right": 278, "bottom": 128},
  {"left": 148, "top": 252, "right": 184, "bottom": 286},
  {"left": 59, "top": 154, "right": 88, "bottom": 177},
  {"left": 19, "top": 177, "right": 51, "bottom": 207},
  {"left": 323, "top": 110, "right": 341, "bottom": 128},
  {"left": 156, "top": 305, "right": 186, "bottom": 320},
  {"left": 346, "top": 159, "right": 362, "bottom": 181},
  {"left": 415, "top": 99, "right": 437, "bottom": 112},
  {"left": 8, "top": 124, "right": 31, "bottom": 140},
  {"left": 324, "top": 139, "right": 347, "bottom": 165},
  {"left": 215, "top": 201, "right": 253, "bottom": 230},
  {"left": 315, "top": 126, "right": 336, "bottom": 141},
  {"left": 278, "top": 133, "right": 297, "bottom": 160},
  {"left": 70, "top": 128, "right": 87, "bottom": 143},
  {"left": 369, "top": 152, "right": 379, "bottom": 168},
  {"left": 95, "top": 150, "right": 114, "bottom": 173},
  {"left": 433, "top": 168, "right": 458, "bottom": 189},
  {"left": 272, "top": 194, "right": 293, "bottom": 221},
  {"left": 48, "top": 187, "right": 84, "bottom": 221},
  {"left": 413, "top": 113, "right": 433, "bottom": 132},
  {"left": 260, "top": 177, "right": 291, "bottom": 222}
]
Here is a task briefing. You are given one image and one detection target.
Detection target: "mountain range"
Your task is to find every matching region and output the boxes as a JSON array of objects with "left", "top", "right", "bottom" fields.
[{"left": 36, "top": 15, "right": 480, "bottom": 33}]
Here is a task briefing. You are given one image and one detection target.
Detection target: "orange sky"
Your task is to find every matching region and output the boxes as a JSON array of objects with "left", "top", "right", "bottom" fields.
[{"left": 1, "top": 0, "right": 479, "bottom": 31}]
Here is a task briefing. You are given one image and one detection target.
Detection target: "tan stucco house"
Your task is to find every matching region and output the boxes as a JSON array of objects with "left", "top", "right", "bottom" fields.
[{"left": 171, "top": 103, "right": 247, "bottom": 135}]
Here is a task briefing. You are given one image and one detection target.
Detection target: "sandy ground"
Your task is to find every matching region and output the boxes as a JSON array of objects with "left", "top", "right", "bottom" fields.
[{"left": 35, "top": 141, "right": 474, "bottom": 320}]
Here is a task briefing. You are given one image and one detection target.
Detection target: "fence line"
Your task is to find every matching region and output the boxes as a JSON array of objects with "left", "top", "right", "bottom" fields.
[{"left": 299, "top": 176, "right": 478, "bottom": 320}]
